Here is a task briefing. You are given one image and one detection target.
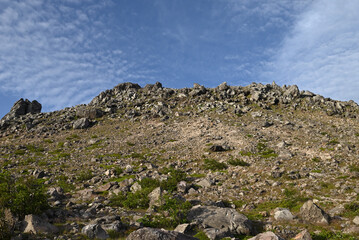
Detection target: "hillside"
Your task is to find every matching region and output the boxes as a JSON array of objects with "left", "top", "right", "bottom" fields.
[{"left": 1, "top": 81, "right": 359, "bottom": 240}]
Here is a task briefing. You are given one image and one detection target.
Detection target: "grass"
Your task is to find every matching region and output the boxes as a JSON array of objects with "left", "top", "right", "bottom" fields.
[
  {"left": 110, "top": 175, "right": 136, "bottom": 183},
  {"left": 311, "top": 230, "right": 357, "bottom": 240},
  {"left": 246, "top": 188, "right": 308, "bottom": 220},
  {"left": 343, "top": 202, "right": 359, "bottom": 218},
  {"left": 77, "top": 170, "right": 94, "bottom": 182},
  {"left": 349, "top": 164, "right": 359, "bottom": 172},
  {"left": 228, "top": 158, "right": 250, "bottom": 167},
  {"left": 203, "top": 158, "right": 227, "bottom": 171},
  {"left": 86, "top": 139, "right": 104, "bottom": 150},
  {"left": 66, "top": 134, "right": 80, "bottom": 140},
  {"left": 193, "top": 231, "right": 210, "bottom": 240},
  {"left": 14, "top": 149, "right": 26, "bottom": 155},
  {"left": 26, "top": 144, "right": 45, "bottom": 153}
]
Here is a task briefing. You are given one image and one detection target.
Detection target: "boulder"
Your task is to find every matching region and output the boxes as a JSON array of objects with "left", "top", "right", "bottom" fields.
[
  {"left": 144, "top": 82, "right": 163, "bottom": 92},
  {"left": 82, "top": 224, "right": 109, "bottom": 239},
  {"left": 248, "top": 231, "right": 284, "bottom": 240},
  {"left": 273, "top": 207, "right": 294, "bottom": 221},
  {"left": 76, "top": 107, "right": 103, "bottom": 119},
  {"left": 22, "top": 214, "right": 58, "bottom": 234},
  {"left": 353, "top": 216, "right": 359, "bottom": 225},
  {"left": 148, "top": 187, "right": 163, "bottom": 207},
  {"left": 73, "top": 118, "right": 90, "bottom": 129},
  {"left": 127, "top": 227, "right": 198, "bottom": 240},
  {"left": 218, "top": 82, "right": 229, "bottom": 91},
  {"left": 2, "top": 98, "right": 42, "bottom": 120},
  {"left": 203, "top": 228, "right": 230, "bottom": 240},
  {"left": 187, "top": 205, "right": 253, "bottom": 235},
  {"left": 174, "top": 223, "right": 192, "bottom": 234},
  {"left": 299, "top": 200, "right": 330, "bottom": 225},
  {"left": 293, "top": 229, "right": 312, "bottom": 240}
]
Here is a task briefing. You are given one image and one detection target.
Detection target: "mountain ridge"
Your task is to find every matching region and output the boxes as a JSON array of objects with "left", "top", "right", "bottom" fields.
[{"left": 0, "top": 82, "right": 359, "bottom": 239}]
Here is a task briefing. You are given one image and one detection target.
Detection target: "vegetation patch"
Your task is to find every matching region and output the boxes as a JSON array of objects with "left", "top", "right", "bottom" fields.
[
  {"left": 228, "top": 158, "right": 250, "bottom": 167},
  {"left": 0, "top": 171, "right": 49, "bottom": 219},
  {"left": 203, "top": 158, "right": 227, "bottom": 171},
  {"left": 138, "top": 194, "right": 192, "bottom": 229}
]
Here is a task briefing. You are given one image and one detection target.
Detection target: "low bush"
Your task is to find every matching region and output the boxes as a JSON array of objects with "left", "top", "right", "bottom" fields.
[
  {"left": 203, "top": 158, "right": 227, "bottom": 171},
  {"left": 0, "top": 171, "right": 49, "bottom": 219},
  {"left": 228, "top": 158, "right": 250, "bottom": 167},
  {"left": 138, "top": 194, "right": 192, "bottom": 229}
]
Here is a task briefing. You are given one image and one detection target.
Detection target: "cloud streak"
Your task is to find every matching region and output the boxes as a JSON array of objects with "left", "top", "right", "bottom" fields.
[
  {"left": 263, "top": 0, "right": 359, "bottom": 103},
  {"left": 0, "top": 0, "right": 151, "bottom": 112}
]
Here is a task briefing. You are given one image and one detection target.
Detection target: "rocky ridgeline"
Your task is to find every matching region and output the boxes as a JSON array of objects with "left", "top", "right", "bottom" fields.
[
  {"left": 1, "top": 82, "right": 358, "bottom": 137},
  {"left": 1, "top": 82, "right": 359, "bottom": 239}
]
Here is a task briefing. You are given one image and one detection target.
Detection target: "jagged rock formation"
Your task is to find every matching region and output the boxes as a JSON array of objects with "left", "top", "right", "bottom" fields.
[
  {"left": 1, "top": 81, "right": 359, "bottom": 239},
  {"left": 0, "top": 82, "right": 358, "bottom": 137}
]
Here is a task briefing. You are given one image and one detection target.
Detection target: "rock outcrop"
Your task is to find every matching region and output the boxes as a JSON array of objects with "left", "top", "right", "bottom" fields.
[{"left": 127, "top": 227, "right": 198, "bottom": 240}]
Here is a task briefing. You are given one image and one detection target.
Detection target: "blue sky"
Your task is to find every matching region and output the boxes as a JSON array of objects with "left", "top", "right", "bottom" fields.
[{"left": 1, "top": 0, "right": 359, "bottom": 118}]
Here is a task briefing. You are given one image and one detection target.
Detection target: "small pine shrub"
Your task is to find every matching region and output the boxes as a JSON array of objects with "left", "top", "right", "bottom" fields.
[
  {"left": 228, "top": 158, "right": 250, "bottom": 167},
  {"left": 203, "top": 159, "right": 227, "bottom": 171}
]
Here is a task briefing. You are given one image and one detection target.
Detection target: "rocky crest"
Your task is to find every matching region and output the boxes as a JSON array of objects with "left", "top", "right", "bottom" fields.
[{"left": 0, "top": 82, "right": 359, "bottom": 239}]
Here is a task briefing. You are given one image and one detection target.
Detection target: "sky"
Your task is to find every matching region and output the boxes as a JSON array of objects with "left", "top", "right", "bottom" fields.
[{"left": 1, "top": 0, "right": 359, "bottom": 118}]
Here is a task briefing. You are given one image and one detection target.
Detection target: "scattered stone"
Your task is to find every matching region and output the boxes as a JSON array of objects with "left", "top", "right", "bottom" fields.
[
  {"left": 22, "top": 214, "right": 58, "bottom": 234},
  {"left": 187, "top": 205, "right": 253, "bottom": 236},
  {"left": 293, "top": 229, "right": 312, "bottom": 240},
  {"left": 353, "top": 216, "right": 359, "bottom": 225},
  {"left": 273, "top": 207, "right": 294, "bottom": 221},
  {"left": 299, "top": 200, "right": 330, "bottom": 225},
  {"left": 73, "top": 118, "right": 90, "bottom": 129},
  {"left": 81, "top": 224, "right": 109, "bottom": 239},
  {"left": 248, "top": 231, "right": 284, "bottom": 240},
  {"left": 148, "top": 187, "right": 163, "bottom": 207},
  {"left": 127, "top": 227, "right": 198, "bottom": 240},
  {"left": 209, "top": 145, "right": 226, "bottom": 152},
  {"left": 174, "top": 223, "right": 192, "bottom": 234}
]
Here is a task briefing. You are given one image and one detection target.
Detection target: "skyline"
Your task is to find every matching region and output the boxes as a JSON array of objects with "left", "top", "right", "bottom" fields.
[{"left": 1, "top": 0, "right": 359, "bottom": 117}]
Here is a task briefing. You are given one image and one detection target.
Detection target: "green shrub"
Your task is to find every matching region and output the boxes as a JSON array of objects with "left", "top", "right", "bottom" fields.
[
  {"left": 77, "top": 170, "right": 93, "bottom": 182},
  {"left": 14, "top": 149, "right": 25, "bottom": 155},
  {"left": 203, "top": 159, "right": 227, "bottom": 171},
  {"left": 138, "top": 195, "right": 192, "bottom": 229},
  {"left": 194, "top": 231, "right": 210, "bottom": 240},
  {"left": 26, "top": 144, "right": 44, "bottom": 153},
  {"left": 256, "top": 142, "right": 278, "bottom": 158},
  {"left": 0, "top": 171, "right": 48, "bottom": 219},
  {"left": 349, "top": 165, "right": 359, "bottom": 172},
  {"left": 113, "top": 166, "right": 123, "bottom": 176},
  {"left": 160, "top": 169, "right": 186, "bottom": 192},
  {"left": 228, "top": 158, "right": 250, "bottom": 167},
  {"left": 344, "top": 202, "right": 359, "bottom": 217}
]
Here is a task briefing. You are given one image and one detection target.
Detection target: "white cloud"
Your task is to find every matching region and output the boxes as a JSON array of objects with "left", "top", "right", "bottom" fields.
[
  {"left": 264, "top": 0, "right": 359, "bottom": 103},
  {"left": 0, "top": 0, "right": 149, "bottom": 112}
]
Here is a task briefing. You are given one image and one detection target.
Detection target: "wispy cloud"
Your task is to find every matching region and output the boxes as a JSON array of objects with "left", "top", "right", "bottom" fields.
[
  {"left": 262, "top": 0, "right": 359, "bottom": 103},
  {"left": 0, "top": 0, "right": 150, "bottom": 112}
]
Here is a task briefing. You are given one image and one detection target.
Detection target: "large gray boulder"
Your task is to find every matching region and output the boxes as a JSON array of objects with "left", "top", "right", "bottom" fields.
[
  {"left": 22, "top": 214, "right": 58, "bottom": 234},
  {"left": 76, "top": 107, "right": 103, "bottom": 119},
  {"left": 82, "top": 224, "right": 109, "bottom": 239},
  {"left": 248, "top": 231, "right": 284, "bottom": 240},
  {"left": 283, "top": 85, "right": 300, "bottom": 101},
  {"left": 126, "top": 227, "right": 198, "bottom": 240},
  {"left": 73, "top": 117, "right": 90, "bottom": 129},
  {"left": 273, "top": 207, "right": 294, "bottom": 221},
  {"left": 187, "top": 205, "right": 253, "bottom": 236},
  {"left": 299, "top": 200, "right": 330, "bottom": 225}
]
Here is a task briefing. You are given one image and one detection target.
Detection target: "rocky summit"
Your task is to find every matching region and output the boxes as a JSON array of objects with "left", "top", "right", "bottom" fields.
[{"left": 0, "top": 81, "right": 359, "bottom": 240}]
